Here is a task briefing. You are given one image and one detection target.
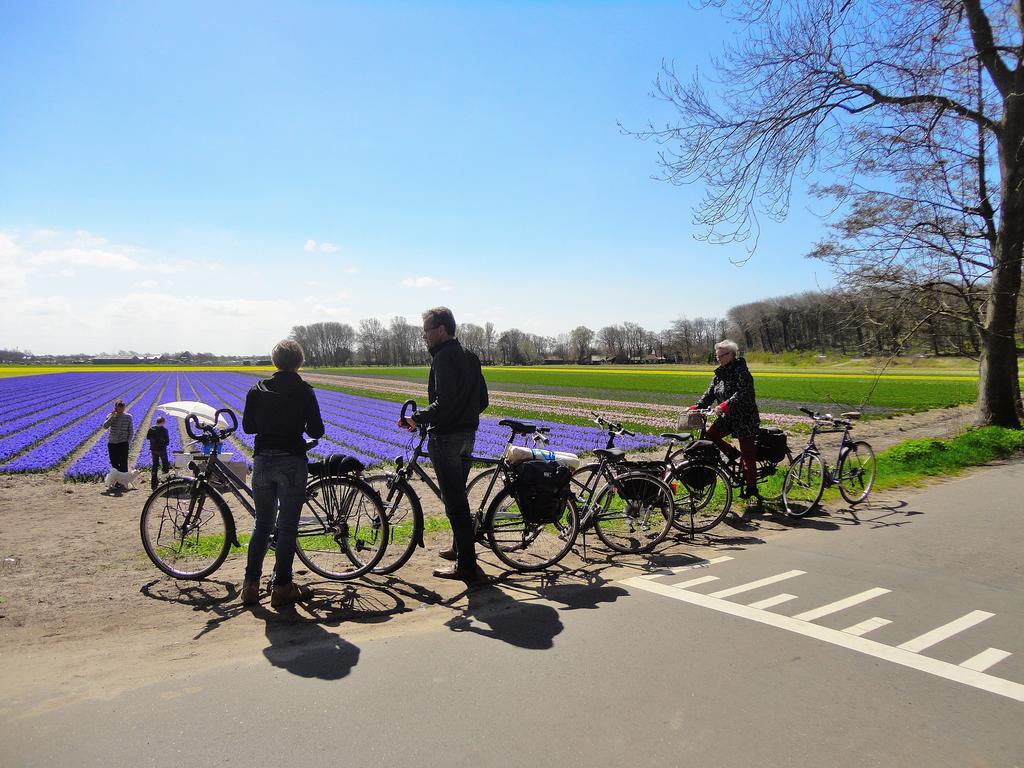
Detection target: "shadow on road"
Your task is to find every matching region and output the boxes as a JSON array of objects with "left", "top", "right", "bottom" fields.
[{"left": 445, "top": 583, "right": 563, "bottom": 649}]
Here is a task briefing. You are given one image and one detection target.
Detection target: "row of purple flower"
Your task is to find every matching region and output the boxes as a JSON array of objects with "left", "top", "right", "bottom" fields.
[{"left": 0, "top": 372, "right": 664, "bottom": 478}]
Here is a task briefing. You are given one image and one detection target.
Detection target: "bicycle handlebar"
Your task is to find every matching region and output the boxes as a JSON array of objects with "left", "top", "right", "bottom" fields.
[
  {"left": 590, "top": 411, "right": 634, "bottom": 437},
  {"left": 184, "top": 408, "right": 238, "bottom": 442},
  {"left": 400, "top": 399, "right": 418, "bottom": 421}
]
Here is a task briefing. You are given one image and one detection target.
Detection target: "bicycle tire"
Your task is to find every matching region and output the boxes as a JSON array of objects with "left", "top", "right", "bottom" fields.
[
  {"left": 364, "top": 474, "right": 423, "bottom": 575},
  {"left": 570, "top": 462, "right": 602, "bottom": 502},
  {"left": 837, "top": 441, "right": 876, "bottom": 505},
  {"left": 782, "top": 452, "right": 826, "bottom": 517},
  {"left": 668, "top": 462, "right": 732, "bottom": 534},
  {"left": 483, "top": 486, "right": 579, "bottom": 572},
  {"left": 466, "top": 466, "right": 501, "bottom": 524},
  {"left": 756, "top": 448, "right": 793, "bottom": 503},
  {"left": 294, "top": 475, "right": 389, "bottom": 580},
  {"left": 592, "top": 472, "right": 675, "bottom": 554},
  {"left": 140, "top": 478, "right": 233, "bottom": 580}
]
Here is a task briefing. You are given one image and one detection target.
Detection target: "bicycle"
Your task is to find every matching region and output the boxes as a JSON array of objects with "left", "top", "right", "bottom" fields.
[
  {"left": 362, "top": 399, "right": 547, "bottom": 574},
  {"left": 140, "top": 408, "right": 389, "bottom": 582},
  {"left": 782, "top": 407, "right": 877, "bottom": 517},
  {"left": 482, "top": 439, "right": 676, "bottom": 572}
]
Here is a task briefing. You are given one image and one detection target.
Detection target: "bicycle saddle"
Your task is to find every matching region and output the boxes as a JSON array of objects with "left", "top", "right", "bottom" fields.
[
  {"left": 840, "top": 411, "right": 861, "bottom": 420},
  {"left": 594, "top": 448, "right": 627, "bottom": 462},
  {"left": 498, "top": 419, "right": 538, "bottom": 434},
  {"left": 308, "top": 453, "right": 365, "bottom": 477},
  {"left": 660, "top": 432, "right": 694, "bottom": 443}
]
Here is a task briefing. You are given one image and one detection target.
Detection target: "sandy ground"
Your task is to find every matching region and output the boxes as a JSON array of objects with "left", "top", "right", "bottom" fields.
[{"left": 0, "top": 404, "right": 984, "bottom": 717}]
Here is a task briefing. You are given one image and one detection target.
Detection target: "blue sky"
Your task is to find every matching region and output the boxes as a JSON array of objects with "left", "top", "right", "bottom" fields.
[{"left": 0, "top": 1, "right": 834, "bottom": 355}]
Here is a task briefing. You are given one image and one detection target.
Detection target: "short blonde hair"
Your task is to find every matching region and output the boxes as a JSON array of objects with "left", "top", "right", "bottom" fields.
[
  {"left": 715, "top": 339, "right": 740, "bottom": 356},
  {"left": 272, "top": 339, "right": 305, "bottom": 372}
]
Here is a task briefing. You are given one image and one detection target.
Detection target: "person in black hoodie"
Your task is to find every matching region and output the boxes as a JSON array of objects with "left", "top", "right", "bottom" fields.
[
  {"left": 240, "top": 339, "right": 325, "bottom": 608},
  {"left": 398, "top": 306, "right": 489, "bottom": 583},
  {"left": 694, "top": 339, "right": 761, "bottom": 499},
  {"left": 146, "top": 416, "right": 170, "bottom": 490}
]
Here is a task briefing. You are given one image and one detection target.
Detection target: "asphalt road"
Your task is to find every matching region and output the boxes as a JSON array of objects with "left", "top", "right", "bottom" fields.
[{"left": 4, "top": 459, "right": 1022, "bottom": 768}]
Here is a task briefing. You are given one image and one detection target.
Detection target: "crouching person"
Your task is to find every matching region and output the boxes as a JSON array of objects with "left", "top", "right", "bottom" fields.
[{"left": 241, "top": 340, "right": 325, "bottom": 608}]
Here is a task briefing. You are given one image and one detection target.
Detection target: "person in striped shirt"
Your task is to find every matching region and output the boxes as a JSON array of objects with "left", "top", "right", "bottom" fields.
[{"left": 102, "top": 400, "right": 133, "bottom": 475}]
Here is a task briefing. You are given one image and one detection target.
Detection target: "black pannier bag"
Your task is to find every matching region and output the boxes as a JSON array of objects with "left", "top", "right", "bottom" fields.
[
  {"left": 756, "top": 427, "right": 788, "bottom": 463},
  {"left": 510, "top": 460, "right": 572, "bottom": 524},
  {"left": 678, "top": 439, "right": 718, "bottom": 489}
]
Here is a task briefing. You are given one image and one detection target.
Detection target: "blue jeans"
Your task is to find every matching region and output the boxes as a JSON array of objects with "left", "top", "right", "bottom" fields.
[
  {"left": 428, "top": 431, "right": 477, "bottom": 571},
  {"left": 245, "top": 451, "right": 308, "bottom": 587}
]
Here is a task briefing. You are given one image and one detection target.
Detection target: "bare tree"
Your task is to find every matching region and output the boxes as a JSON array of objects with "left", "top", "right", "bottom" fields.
[
  {"left": 568, "top": 325, "right": 595, "bottom": 361},
  {"left": 638, "top": 0, "right": 1023, "bottom": 426},
  {"left": 357, "top": 317, "right": 387, "bottom": 365}
]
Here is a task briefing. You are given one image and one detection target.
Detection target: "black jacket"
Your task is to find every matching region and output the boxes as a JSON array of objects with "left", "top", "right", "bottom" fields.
[
  {"left": 696, "top": 356, "right": 760, "bottom": 438},
  {"left": 243, "top": 371, "right": 325, "bottom": 456},
  {"left": 146, "top": 425, "right": 170, "bottom": 451},
  {"left": 413, "top": 338, "right": 488, "bottom": 435}
]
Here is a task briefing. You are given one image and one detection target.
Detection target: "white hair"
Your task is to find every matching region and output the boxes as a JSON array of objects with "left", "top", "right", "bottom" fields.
[{"left": 714, "top": 339, "right": 740, "bottom": 356}]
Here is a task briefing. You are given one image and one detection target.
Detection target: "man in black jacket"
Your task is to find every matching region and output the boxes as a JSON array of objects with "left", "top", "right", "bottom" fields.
[
  {"left": 146, "top": 416, "right": 170, "bottom": 489},
  {"left": 241, "top": 339, "right": 325, "bottom": 608},
  {"left": 398, "top": 306, "right": 489, "bottom": 582}
]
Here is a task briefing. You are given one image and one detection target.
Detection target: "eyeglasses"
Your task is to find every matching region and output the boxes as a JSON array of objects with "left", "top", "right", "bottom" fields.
[
  {"left": 422, "top": 325, "right": 441, "bottom": 337},
  {"left": 715, "top": 351, "right": 733, "bottom": 359}
]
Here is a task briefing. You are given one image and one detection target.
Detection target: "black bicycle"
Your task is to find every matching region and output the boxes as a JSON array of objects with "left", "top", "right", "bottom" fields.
[
  {"left": 782, "top": 407, "right": 877, "bottom": 517},
  {"left": 363, "top": 400, "right": 548, "bottom": 574},
  {"left": 140, "top": 408, "right": 389, "bottom": 581}
]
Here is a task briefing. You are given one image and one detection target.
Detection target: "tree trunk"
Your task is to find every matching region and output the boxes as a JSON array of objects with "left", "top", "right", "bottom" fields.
[{"left": 977, "top": 111, "right": 1024, "bottom": 428}]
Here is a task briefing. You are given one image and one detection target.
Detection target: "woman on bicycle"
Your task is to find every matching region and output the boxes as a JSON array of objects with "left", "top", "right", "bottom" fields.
[{"left": 693, "top": 340, "right": 761, "bottom": 499}]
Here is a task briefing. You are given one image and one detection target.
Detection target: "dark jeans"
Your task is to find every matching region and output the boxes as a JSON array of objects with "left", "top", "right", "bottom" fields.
[
  {"left": 706, "top": 421, "right": 758, "bottom": 489},
  {"left": 150, "top": 448, "right": 169, "bottom": 488},
  {"left": 108, "top": 441, "right": 129, "bottom": 473},
  {"left": 428, "top": 431, "right": 477, "bottom": 571},
  {"left": 245, "top": 451, "right": 308, "bottom": 587}
]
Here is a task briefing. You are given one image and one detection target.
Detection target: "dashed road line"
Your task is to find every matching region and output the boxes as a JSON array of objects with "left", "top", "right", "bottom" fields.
[
  {"left": 792, "top": 587, "right": 891, "bottom": 622},
  {"left": 620, "top": 576, "right": 1023, "bottom": 703},
  {"left": 960, "top": 648, "right": 1012, "bottom": 673},
  {"left": 748, "top": 593, "right": 797, "bottom": 610},
  {"left": 842, "top": 617, "right": 892, "bottom": 636},
  {"left": 898, "top": 611, "right": 995, "bottom": 653},
  {"left": 708, "top": 570, "right": 805, "bottom": 598}
]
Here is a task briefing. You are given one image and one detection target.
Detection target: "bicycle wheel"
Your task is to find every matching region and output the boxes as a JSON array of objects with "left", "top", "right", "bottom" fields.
[
  {"left": 837, "top": 441, "right": 876, "bottom": 505},
  {"left": 668, "top": 462, "right": 732, "bottom": 534},
  {"left": 364, "top": 474, "right": 423, "bottom": 575},
  {"left": 593, "top": 472, "right": 675, "bottom": 554},
  {"left": 570, "top": 462, "right": 601, "bottom": 499},
  {"left": 140, "top": 478, "right": 233, "bottom": 579},
  {"left": 294, "top": 476, "right": 388, "bottom": 580},
  {"left": 756, "top": 448, "right": 793, "bottom": 503},
  {"left": 483, "top": 486, "right": 579, "bottom": 571},
  {"left": 466, "top": 466, "right": 501, "bottom": 522},
  {"left": 782, "top": 452, "right": 826, "bottom": 517}
]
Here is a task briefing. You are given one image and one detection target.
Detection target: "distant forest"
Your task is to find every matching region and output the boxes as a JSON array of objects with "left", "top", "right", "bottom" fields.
[{"left": 5, "top": 285, "right": 1021, "bottom": 367}]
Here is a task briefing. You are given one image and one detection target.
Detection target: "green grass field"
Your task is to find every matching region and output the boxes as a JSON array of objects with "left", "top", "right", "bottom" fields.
[{"left": 324, "top": 364, "right": 994, "bottom": 412}]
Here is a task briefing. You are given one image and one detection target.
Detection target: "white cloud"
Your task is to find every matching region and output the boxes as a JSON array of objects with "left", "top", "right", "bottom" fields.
[
  {"left": 310, "top": 304, "right": 353, "bottom": 319},
  {"left": 304, "top": 239, "right": 340, "bottom": 253},
  {"left": 401, "top": 276, "right": 450, "bottom": 289},
  {"left": 30, "top": 246, "right": 141, "bottom": 271},
  {"left": 138, "top": 279, "right": 159, "bottom": 289}
]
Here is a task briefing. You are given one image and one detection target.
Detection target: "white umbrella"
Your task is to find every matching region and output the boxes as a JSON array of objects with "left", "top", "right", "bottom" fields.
[{"left": 157, "top": 400, "right": 233, "bottom": 428}]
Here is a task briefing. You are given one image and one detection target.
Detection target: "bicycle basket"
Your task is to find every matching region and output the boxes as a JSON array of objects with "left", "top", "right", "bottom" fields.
[
  {"left": 676, "top": 410, "right": 706, "bottom": 431},
  {"left": 755, "top": 427, "right": 788, "bottom": 463},
  {"left": 509, "top": 460, "right": 572, "bottom": 524}
]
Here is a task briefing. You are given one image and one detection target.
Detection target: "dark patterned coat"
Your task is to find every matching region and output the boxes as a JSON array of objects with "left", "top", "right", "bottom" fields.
[{"left": 696, "top": 357, "right": 760, "bottom": 438}]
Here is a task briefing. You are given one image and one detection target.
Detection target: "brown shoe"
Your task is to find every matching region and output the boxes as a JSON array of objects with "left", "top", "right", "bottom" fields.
[
  {"left": 240, "top": 580, "right": 261, "bottom": 605},
  {"left": 438, "top": 546, "right": 457, "bottom": 562},
  {"left": 432, "top": 565, "right": 487, "bottom": 583},
  {"left": 270, "top": 581, "right": 312, "bottom": 608}
]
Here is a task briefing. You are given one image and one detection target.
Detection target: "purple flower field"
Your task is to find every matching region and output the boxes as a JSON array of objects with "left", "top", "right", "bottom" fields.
[{"left": 0, "top": 371, "right": 664, "bottom": 479}]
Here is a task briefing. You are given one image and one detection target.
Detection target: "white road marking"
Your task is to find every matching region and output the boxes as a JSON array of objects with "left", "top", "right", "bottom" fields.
[
  {"left": 632, "top": 556, "right": 734, "bottom": 580},
  {"left": 898, "top": 610, "right": 995, "bottom": 653},
  {"left": 792, "top": 588, "right": 891, "bottom": 622},
  {"left": 672, "top": 575, "right": 720, "bottom": 589},
  {"left": 621, "top": 577, "right": 1024, "bottom": 703},
  {"left": 842, "top": 617, "right": 892, "bottom": 637},
  {"left": 748, "top": 593, "right": 798, "bottom": 610},
  {"left": 960, "top": 648, "right": 1012, "bottom": 673},
  {"left": 708, "top": 570, "right": 805, "bottom": 598}
]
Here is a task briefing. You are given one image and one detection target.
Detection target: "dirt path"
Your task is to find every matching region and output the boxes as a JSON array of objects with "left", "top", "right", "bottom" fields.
[{"left": 0, "top": 403, "right": 989, "bottom": 717}]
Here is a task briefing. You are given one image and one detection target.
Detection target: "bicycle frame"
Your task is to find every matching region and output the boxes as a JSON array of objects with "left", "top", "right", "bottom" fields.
[{"left": 792, "top": 417, "right": 856, "bottom": 482}]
